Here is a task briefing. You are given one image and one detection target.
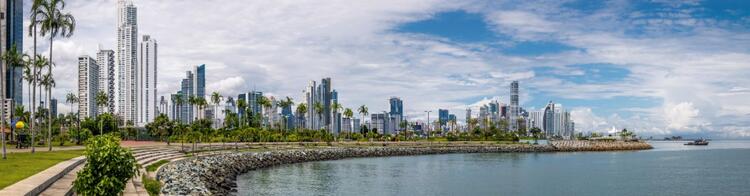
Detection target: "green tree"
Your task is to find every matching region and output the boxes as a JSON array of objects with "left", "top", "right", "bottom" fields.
[
  {"left": 28, "top": 0, "right": 48, "bottom": 154},
  {"left": 1, "top": 43, "right": 26, "bottom": 159},
  {"left": 66, "top": 92, "right": 80, "bottom": 144},
  {"left": 257, "top": 96, "right": 272, "bottom": 128},
  {"left": 146, "top": 114, "right": 174, "bottom": 145},
  {"left": 73, "top": 135, "right": 137, "bottom": 195},
  {"left": 314, "top": 102, "right": 324, "bottom": 130},
  {"left": 278, "top": 97, "right": 293, "bottom": 131},
  {"left": 95, "top": 91, "right": 108, "bottom": 135},
  {"left": 40, "top": 73, "right": 56, "bottom": 151},
  {"left": 33, "top": 0, "right": 76, "bottom": 152},
  {"left": 210, "top": 92, "right": 222, "bottom": 128},
  {"left": 173, "top": 94, "right": 184, "bottom": 123},
  {"left": 236, "top": 99, "right": 247, "bottom": 127},
  {"left": 358, "top": 105, "right": 368, "bottom": 133},
  {"left": 296, "top": 103, "right": 307, "bottom": 129}
]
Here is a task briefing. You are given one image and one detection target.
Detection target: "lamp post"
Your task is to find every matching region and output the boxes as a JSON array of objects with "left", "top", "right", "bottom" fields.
[{"left": 424, "top": 110, "right": 431, "bottom": 136}]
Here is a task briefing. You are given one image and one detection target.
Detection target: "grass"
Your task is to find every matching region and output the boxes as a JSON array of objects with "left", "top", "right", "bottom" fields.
[
  {"left": 0, "top": 150, "right": 84, "bottom": 189},
  {"left": 145, "top": 160, "right": 170, "bottom": 172},
  {"left": 142, "top": 175, "right": 161, "bottom": 196}
]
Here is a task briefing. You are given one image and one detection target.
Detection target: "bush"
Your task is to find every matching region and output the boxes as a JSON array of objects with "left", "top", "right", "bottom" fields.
[
  {"left": 73, "top": 134, "right": 138, "bottom": 195},
  {"left": 143, "top": 176, "right": 162, "bottom": 196},
  {"left": 146, "top": 160, "right": 170, "bottom": 172}
]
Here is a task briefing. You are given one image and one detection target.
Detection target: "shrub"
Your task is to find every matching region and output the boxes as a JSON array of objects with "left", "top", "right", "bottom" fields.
[
  {"left": 142, "top": 176, "right": 162, "bottom": 196},
  {"left": 73, "top": 134, "right": 138, "bottom": 195},
  {"left": 146, "top": 160, "right": 170, "bottom": 172}
]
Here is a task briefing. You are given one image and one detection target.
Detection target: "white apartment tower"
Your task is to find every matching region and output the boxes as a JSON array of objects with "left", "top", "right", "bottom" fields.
[
  {"left": 96, "top": 49, "right": 115, "bottom": 114},
  {"left": 117, "top": 0, "right": 138, "bottom": 124},
  {"left": 138, "top": 35, "right": 157, "bottom": 126},
  {"left": 78, "top": 56, "right": 99, "bottom": 121}
]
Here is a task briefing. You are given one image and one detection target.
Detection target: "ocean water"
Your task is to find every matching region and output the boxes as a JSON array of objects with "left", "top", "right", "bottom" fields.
[{"left": 236, "top": 141, "right": 750, "bottom": 196}]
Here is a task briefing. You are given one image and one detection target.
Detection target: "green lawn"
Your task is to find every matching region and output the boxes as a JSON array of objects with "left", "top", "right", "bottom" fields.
[{"left": 0, "top": 150, "right": 84, "bottom": 189}]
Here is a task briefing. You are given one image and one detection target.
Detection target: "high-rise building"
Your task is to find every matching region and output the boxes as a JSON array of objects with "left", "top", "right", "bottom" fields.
[
  {"left": 138, "top": 35, "right": 157, "bottom": 125},
  {"left": 96, "top": 49, "right": 115, "bottom": 114},
  {"left": 78, "top": 56, "right": 99, "bottom": 120},
  {"left": 50, "top": 98, "right": 58, "bottom": 118},
  {"left": 541, "top": 101, "right": 574, "bottom": 139},
  {"left": 158, "top": 95, "right": 168, "bottom": 117},
  {"left": 303, "top": 78, "right": 335, "bottom": 131},
  {"left": 389, "top": 97, "right": 403, "bottom": 130},
  {"left": 510, "top": 81, "right": 519, "bottom": 132},
  {"left": 178, "top": 71, "right": 194, "bottom": 123},
  {"left": 371, "top": 113, "right": 388, "bottom": 134},
  {"left": 438, "top": 109, "right": 449, "bottom": 126},
  {"left": 465, "top": 108, "right": 472, "bottom": 125},
  {"left": 117, "top": 0, "right": 138, "bottom": 124},
  {"left": 1, "top": 0, "right": 23, "bottom": 106}
]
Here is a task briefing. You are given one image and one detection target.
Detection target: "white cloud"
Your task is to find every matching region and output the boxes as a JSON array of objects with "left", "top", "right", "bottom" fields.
[{"left": 663, "top": 102, "right": 700, "bottom": 130}]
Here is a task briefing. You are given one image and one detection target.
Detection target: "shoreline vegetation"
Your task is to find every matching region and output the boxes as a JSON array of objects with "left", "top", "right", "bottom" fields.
[{"left": 157, "top": 141, "right": 652, "bottom": 195}]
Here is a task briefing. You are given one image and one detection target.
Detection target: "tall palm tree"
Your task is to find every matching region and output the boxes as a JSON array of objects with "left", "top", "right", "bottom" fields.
[
  {"left": 65, "top": 92, "right": 79, "bottom": 143},
  {"left": 28, "top": 0, "right": 47, "bottom": 154},
  {"left": 257, "top": 96, "right": 272, "bottom": 129},
  {"left": 296, "top": 103, "right": 307, "bottom": 129},
  {"left": 33, "top": 0, "right": 75, "bottom": 151},
  {"left": 210, "top": 92, "right": 222, "bottom": 127},
  {"left": 1, "top": 44, "right": 26, "bottom": 159},
  {"left": 236, "top": 99, "right": 247, "bottom": 127},
  {"left": 173, "top": 94, "right": 184, "bottom": 123},
  {"left": 187, "top": 96, "right": 197, "bottom": 121},
  {"left": 358, "top": 105, "right": 368, "bottom": 132},
  {"left": 40, "top": 73, "right": 55, "bottom": 151},
  {"left": 314, "top": 102, "right": 324, "bottom": 130},
  {"left": 278, "top": 97, "right": 293, "bottom": 131},
  {"left": 95, "top": 91, "right": 108, "bottom": 135},
  {"left": 196, "top": 97, "right": 207, "bottom": 121},
  {"left": 330, "top": 102, "right": 342, "bottom": 131},
  {"left": 344, "top": 108, "right": 354, "bottom": 135}
]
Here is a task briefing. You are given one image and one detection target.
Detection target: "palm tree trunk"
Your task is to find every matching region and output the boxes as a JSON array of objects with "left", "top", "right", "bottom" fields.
[
  {"left": 31, "top": 28, "right": 37, "bottom": 153},
  {"left": 2, "top": 60, "right": 6, "bottom": 159},
  {"left": 47, "top": 38, "right": 53, "bottom": 151}
]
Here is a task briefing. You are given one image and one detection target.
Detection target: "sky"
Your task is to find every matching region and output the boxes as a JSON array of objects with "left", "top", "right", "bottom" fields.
[{"left": 22, "top": 0, "right": 750, "bottom": 138}]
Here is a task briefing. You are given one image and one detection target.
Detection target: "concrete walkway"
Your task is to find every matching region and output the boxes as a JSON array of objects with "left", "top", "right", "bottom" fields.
[{"left": 0, "top": 156, "right": 85, "bottom": 196}]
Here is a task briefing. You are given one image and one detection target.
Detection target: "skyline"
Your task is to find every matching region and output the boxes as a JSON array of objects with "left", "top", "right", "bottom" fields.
[{"left": 16, "top": 0, "right": 750, "bottom": 138}]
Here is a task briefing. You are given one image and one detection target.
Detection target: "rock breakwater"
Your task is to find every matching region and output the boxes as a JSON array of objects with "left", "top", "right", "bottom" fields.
[{"left": 157, "top": 142, "right": 651, "bottom": 195}]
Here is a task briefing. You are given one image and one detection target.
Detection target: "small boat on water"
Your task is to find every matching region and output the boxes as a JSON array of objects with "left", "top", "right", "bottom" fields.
[{"left": 684, "top": 139, "right": 709, "bottom": 146}]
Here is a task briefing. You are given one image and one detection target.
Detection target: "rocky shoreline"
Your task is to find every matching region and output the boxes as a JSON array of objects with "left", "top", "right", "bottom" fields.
[{"left": 157, "top": 142, "right": 651, "bottom": 195}]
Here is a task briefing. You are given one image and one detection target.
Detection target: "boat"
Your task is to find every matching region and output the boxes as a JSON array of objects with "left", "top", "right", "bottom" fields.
[{"left": 684, "top": 139, "right": 709, "bottom": 146}]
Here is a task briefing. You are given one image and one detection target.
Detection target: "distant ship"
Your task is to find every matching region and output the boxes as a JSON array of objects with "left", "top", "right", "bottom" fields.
[{"left": 684, "top": 139, "right": 709, "bottom": 146}]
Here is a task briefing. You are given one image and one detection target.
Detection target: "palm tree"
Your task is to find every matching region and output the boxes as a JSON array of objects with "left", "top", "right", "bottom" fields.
[
  {"left": 236, "top": 99, "right": 247, "bottom": 127},
  {"left": 187, "top": 96, "right": 197, "bottom": 121},
  {"left": 296, "top": 103, "right": 307, "bottom": 129},
  {"left": 34, "top": 0, "right": 75, "bottom": 151},
  {"left": 196, "top": 97, "right": 207, "bottom": 121},
  {"left": 343, "top": 108, "right": 354, "bottom": 135},
  {"left": 1, "top": 44, "right": 26, "bottom": 159},
  {"left": 95, "top": 91, "right": 108, "bottom": 135},
  {"left": 40, "top": 73, "right": 55, "bottom": 151},
  {"left": 210, "top": 92, "right": 222, "bottom": 128},
  {"left": 358, "top": 105, "right": 368, "bottom": 132},
  {"left": 277, "top": 97, "right": 293, "bottom": 131},
  {"left": 173, "top": 94, "right": 184, "bottom": 123},
  {"left": 65, "top": 92, "right": 78, "bottom": 143},
  {"left": 330, "top": 102, "right": 342, "bottom": 131},
  {"left": 314, "top": 102, "right": 324, "bottom": 130},
  {"left": 257, "top": 96, "right": 272, "bottom": 129}
]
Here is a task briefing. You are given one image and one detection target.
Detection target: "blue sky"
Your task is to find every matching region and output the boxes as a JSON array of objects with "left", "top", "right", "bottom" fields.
[{"left": 33, "top": 0, "right": 750, "bottom": 138}]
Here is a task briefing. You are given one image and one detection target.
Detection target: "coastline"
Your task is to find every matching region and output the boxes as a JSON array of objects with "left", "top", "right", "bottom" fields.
[{"left": 157, "top": 141, "right": 652, "bottom": 195}]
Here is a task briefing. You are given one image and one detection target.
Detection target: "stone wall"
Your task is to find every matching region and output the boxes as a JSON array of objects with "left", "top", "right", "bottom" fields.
[{"left": 157, "top": 142, "right": 651, "bottom": 195}]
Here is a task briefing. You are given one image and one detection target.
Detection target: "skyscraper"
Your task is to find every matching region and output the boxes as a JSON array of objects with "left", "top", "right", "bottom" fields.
[
  {"left": 78, "top": 56, "right": 99, "bottom": 120},
  {"left": 1, "top": 0, "right": 23, "bottom": 106},
  {"left": 303, "top": 78, "right": 335, "bottom": 131},
  {"left": 50, "top": 98, "right": 58, "bottom": 118},
  {"left": 117, "top": 0, "right": 138, "bottom": 124},
  {"left": 96, "top": 49, "right": 115, "bottom": 114},
  {"left": 173, "top": 64, "right": 205, "bottom": 123},
  {"left": 138, "top": 35, "right": 157, "bottom": 125},
  {"left": 510, "top": 81, "right": 519, "bottom": 132},
  {"left": 320, "top": 78, "right": 332, "bottom": 129},
  {"left": 438, "top": 109, "right": 449, "bottom": 126},
  {"left": 389, "top": 97, "right": 403, "bottom": 130}
]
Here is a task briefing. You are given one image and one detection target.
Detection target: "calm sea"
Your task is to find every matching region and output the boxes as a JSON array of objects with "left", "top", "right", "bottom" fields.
[{"left": 237, "top": 140, "right": 750, "bottom": 196}]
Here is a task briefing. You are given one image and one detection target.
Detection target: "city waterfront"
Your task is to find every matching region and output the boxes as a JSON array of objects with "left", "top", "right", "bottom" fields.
[{"left": 237, "top": 140, "right": 750, "bottom": 196}]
